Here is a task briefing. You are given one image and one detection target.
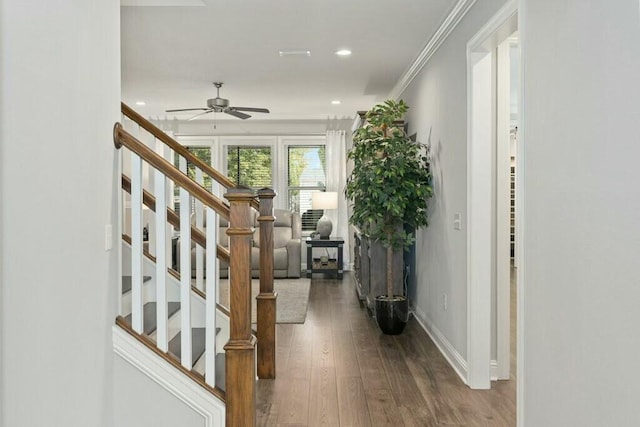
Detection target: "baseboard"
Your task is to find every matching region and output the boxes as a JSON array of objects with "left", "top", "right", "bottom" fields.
[
  {"left": 113, "top": 326, "right": 225, "bottom": 427},
  {"left": 490, "top": 359, "right": 511, "bottom": 381},
  {"left": 410, "top": 306, "right": 468, "bottom": 385},
  {"left": 491, "top": 359, "right": 498, "bottom": 381}
]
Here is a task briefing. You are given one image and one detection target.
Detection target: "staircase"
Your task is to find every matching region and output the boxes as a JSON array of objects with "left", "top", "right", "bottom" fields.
[
  {"left": 112, "top": 103, "right": 278, "bottom": 426},
  {"left": 120, "top": 271, "right": 225, "bottom": 390}
]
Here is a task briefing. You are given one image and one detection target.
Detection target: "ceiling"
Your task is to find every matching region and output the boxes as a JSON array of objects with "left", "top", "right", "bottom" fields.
[{"left": 121, "top": 0, "right": 456, "bottom": 122}]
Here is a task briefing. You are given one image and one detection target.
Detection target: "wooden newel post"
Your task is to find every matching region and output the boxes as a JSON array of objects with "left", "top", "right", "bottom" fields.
[
  {"left": 256, "top": 188, "right": 277, "bottom": 379},
  {"left": 224, "top": 188, "right": 256, "bottom": 427}
]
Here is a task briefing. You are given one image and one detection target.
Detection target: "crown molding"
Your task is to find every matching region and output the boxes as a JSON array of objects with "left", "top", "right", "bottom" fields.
[{"left": 389, "top": 0, "right": 477, "bottom": 100}]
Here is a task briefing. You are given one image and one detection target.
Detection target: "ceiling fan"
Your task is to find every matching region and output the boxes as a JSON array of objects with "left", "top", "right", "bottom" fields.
[{"left": 166, "top": 82, "right": 270, "bottom": 120}]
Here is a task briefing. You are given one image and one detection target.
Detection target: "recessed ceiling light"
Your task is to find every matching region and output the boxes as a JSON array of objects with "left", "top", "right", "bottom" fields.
[
  {"left": 335, "top": 49, "right": 352, "bottom": 56},
  {"left": 279, "top": 50, "right": 311, "bottom": 57},
  {"left": 331, "top": 100, "right": 341, "bottom": 105},
  {"left": 135, "top": 101, "right": 146, "bottom": 106}
]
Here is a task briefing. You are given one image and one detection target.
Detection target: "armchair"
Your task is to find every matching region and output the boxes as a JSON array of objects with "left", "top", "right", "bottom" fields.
[{"left": 178, "top": 208, "right": 302, "bottom": 279}]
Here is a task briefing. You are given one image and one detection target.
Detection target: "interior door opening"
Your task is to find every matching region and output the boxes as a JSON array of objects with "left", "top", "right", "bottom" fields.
[
  {"left": 466, "top": 1, "right": 519, "bottom": 397},
  {"left": 494, "top": 34, "right": 519, "bottom": 382}
]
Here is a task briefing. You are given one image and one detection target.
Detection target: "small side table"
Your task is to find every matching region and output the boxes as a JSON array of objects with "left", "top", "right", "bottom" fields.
[{"left": 306, "top": 237, "right": 344, "bottom": 279}]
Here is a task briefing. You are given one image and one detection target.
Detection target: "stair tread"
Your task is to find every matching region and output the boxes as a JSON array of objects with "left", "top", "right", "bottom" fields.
[
  {"left": 124, "top": 301, "right": 180, "bottom": 335},
  {"left": 168, "top": 327, "right": 206, "bottom": 368},
  {"left": 122, "top": 275, "right": 152, "bottom": 294}
]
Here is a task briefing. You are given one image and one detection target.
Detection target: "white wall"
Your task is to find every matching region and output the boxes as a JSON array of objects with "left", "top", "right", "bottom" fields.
[
  {"left": 0, "top": 1, "right": 120, "bottom": 426},
  {"left": 114, "top": 357, "right": 205, "bottom": 427},
  {"left": 520, "top": 0, "right": 640, "bottom": 425},
  {"left": 0, "top": 21, "right": 4, "bottom": 417},
  {"left": 401, "top": 0, "right": 508, "bottom": 367}
]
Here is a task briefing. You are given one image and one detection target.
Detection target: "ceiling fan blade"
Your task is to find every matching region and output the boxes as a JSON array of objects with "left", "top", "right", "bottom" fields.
[
  {"left": 165, "top": 108, "right": 209, "bottom": 112},
  {"left": 229, "top": 107, "right": 270, "bottom": 113},
  {"left": 224, "top": 109, "right": 251, "bottom": 120},
  {"left": 187, "top": 110, "right": 214, "bottom": 121}
]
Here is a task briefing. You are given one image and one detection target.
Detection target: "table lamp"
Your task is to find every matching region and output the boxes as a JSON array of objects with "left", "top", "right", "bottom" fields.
[{"left": 312, "top": 191, "right": 338, "bottom": 239}]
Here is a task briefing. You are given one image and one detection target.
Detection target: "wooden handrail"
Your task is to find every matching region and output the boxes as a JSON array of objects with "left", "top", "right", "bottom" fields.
[
  {"left": 120, "top": 103, "right": 259, "bottom": 211},
  {"left": 121, "top": 174, "right": 230, "bottom": 262},
  {"left": 121, "top": 103, "right": 235, "bottom": 188},
  {"left": 114, "top": 123, "right": 231, "bottom": 219}
]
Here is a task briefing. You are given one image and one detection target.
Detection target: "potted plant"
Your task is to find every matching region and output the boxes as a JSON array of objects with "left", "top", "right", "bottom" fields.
[{"left": 346, "top": 100, "right": 433, "bottom": 334}]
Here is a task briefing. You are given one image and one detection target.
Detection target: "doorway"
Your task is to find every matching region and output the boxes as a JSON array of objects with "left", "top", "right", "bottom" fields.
[
  {"left": 494, "top": 34, "right": 519, "bottom": 381},
  {"left": 466, "top": 0, "right": 519, "bottom": 391}
]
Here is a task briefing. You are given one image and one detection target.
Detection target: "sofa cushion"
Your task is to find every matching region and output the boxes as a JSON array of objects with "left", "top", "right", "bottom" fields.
[
  {"left": 250, "top": 247, "right": 288, "bottom": 270},
  {"left": 252, "top": 210, "right": 293, "bottom": 248}
]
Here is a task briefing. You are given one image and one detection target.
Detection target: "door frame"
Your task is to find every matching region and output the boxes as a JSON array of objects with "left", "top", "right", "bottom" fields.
[
  {"left": 495, "top": 35, "right": 518, "bottom": 381},
  {"left": 466, "top": 0, "right": 518, "bottom": 390}
]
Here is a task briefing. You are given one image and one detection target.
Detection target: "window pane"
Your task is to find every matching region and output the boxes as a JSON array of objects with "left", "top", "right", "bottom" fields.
[
  {"left": 288, "top": 146, "right": 325, "bottom": 187},
  {"left": 227, "top": 146, "right": 272, "bottom": 189},
  {"left": 288, "top": 146, "right": 326, "bottom": 230},
  {"left": 173, "top": 146, "right": 212, "bottom": 215},
  {"left": 289, "top": 189, "right": 325, "bottom": 230}
]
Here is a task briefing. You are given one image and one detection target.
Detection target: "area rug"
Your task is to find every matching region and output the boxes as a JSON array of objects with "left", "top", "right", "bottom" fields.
[{"left": 217, "top": 278, "right": 310, "bottom": 324}]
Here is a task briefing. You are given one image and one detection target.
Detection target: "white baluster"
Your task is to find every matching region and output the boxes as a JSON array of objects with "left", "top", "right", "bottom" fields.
[
  {"left": 195, "top": 168, "right": 204, "bottom": 291},
  {"left": 211, "top": 180, "right": 223, "bottom": 305},
  {"left": 179, "top": 156, "right": 192, "bottom": 369},
  {"left": 131, "top": 151, "right": 144, "bottom": 334},
  {"left": 155, "top": 140, "right": 168, "bottom": 352},
  {"left": 164, "top": 146, "right": 174, "bottom": 268},
  {"left": 205, "top": 207, "right": 219, "bottom": 387}
]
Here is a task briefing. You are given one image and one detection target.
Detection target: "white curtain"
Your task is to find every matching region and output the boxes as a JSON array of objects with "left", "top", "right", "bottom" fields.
[{"left": 325, "top": 130, "right": 350, "bottom": 268}]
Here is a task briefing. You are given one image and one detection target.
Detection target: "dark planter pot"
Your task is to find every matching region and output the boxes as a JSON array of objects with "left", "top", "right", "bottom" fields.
[{"left": 375, "top": 295, "right": 409, "bottom": 335}]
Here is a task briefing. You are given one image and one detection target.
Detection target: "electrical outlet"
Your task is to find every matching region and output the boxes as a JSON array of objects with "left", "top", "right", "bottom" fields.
[{"left": 443, "top": 293, "right": 448, "bottom": 311}]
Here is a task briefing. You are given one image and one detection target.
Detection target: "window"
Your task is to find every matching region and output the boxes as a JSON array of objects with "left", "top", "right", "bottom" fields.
[
  {"left": 287, "top": 146, "right": 326, "bottom": 230},
  {"left": 174, "top": 146, "right": 212, "bottom": 215},
  {"left": 226, "top": 146, "right": 272, "bottom": 189}
]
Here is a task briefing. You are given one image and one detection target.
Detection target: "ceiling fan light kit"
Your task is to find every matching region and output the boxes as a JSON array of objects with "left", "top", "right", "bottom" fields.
[{"left": 165, "top": 82, "right": 270, "bottom": 120}]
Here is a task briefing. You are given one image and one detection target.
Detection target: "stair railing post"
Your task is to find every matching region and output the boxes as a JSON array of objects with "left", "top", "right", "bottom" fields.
[
  {"left": 224, "top": 188, "right": 256, "bottom": 427},
  {"left": 256, "top": 188, "right": 277, "bottom": 379}
]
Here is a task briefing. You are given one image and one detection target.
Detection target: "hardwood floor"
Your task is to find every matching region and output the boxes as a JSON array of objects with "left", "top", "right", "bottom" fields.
[{"left": 256, "top": 273, "right": 516, "bottom": 426}]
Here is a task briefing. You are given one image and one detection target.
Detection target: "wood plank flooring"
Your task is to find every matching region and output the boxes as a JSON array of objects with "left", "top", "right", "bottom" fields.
[{"left": 256, "top": 273, "right": 516, "bottom": 426}]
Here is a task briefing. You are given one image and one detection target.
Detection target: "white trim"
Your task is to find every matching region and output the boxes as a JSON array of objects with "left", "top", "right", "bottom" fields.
[
  {"left": 117, "top": 143, "right": 124, "bottom": 317},
  {"left": 466, "top": 0, "right": 518, "bottom": 391},
  {"left": 490, "top": 359, "right": 499, "bottom": 381},
  {"left": 280, "top": 134, "right": 329, "bottom": 213},
  {"left": 467, "top": 1, "right": 518, "bottom": 49},
  {"left": 179, "top": 157, "right": 193, "bottom": 369},
  {"left": 516, "top": 1, "right": 526, "bottom": 425},
  {"left": 112, "top": 326, "right": 225, "bottom": 427},
  {"left": 154, "top": 161, "right": 169, "bottom": 352},
  {"left": 411, "top": 307, "right": 467, "bottom": 384},
  {"left": 131, "top": 152, "right": 144, "bottom": 334},
  {"left": 389, "top": 0, "right": 477, "bottom": 100},
  {"left": 495, "top": 39, "right": 512, "bottom": 381},
  {"left": 205, "top": 208, "right": 219, "bottom": 388},
  {"left": 466, "top": 49, "right": 493, "bottom": 389}
]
